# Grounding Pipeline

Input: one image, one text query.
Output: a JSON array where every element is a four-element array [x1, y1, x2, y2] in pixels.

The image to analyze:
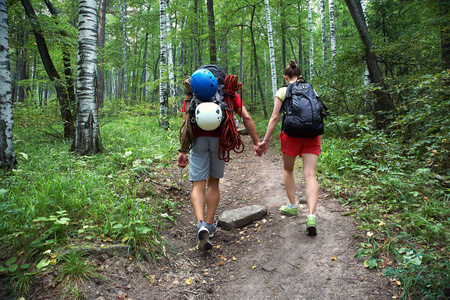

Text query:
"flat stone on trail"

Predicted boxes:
[[218, 205, 267, 230]]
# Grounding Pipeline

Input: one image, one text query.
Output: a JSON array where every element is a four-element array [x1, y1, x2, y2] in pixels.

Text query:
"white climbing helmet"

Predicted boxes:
[[195, 102, 223, 131]]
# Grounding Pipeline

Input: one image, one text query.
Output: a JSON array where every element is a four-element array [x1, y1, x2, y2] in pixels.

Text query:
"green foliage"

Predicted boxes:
[[319, 115, 449, 298], [0, 105, 182, 297]]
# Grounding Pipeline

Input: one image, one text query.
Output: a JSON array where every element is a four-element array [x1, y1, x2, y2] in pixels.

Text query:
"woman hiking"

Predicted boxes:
[[256, 60, 321, 235]]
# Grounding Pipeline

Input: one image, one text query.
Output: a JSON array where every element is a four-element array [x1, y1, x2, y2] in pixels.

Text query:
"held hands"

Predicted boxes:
[[253, 140, 268, 157]]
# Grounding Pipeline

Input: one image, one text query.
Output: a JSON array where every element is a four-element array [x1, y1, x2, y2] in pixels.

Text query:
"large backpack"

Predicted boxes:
[[188, 65, 230, 130], [179, 65, 243, 161], [280, 80, 325, 138]]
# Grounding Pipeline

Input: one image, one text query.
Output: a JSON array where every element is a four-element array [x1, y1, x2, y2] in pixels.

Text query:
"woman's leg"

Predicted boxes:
[[282, 153, 297, 205], [301, 153, 319, 215]]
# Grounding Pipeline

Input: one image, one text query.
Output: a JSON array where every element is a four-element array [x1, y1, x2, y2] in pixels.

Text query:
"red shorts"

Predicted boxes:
[[279, 132, 321, 157]]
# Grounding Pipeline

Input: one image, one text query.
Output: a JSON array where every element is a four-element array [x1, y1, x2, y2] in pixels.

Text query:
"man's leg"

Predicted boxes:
[[191, 180, 207, 223], [205, 177, 220, 224]]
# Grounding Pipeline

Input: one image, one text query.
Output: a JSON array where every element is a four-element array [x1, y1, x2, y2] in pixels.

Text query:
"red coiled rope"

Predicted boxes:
[[218, 74, 245, 162]]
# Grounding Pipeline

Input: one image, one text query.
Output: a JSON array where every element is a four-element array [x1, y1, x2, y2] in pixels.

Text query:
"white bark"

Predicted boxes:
[[0, 0, 16, 169], [329, 0, 337, 60], [159, 0, 169, 129], [166, 10, 175, 101], [264, 0, 277, 97], [308, 0, 314, 80], [320, 0, 327, 64], [74, 0, 101, 154], [361, 0, 370, 87], [119, 0, 127, 99]]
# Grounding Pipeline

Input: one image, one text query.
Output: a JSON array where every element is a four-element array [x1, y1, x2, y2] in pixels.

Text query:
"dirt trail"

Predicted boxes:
[[29, 135, 397, 300]]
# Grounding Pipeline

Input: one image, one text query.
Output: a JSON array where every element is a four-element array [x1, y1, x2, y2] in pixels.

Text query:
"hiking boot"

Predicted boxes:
[[206, 223, 217, 238], [280, 204, 298, 216], [196, 221, 212, 251], [306, 215, 317, 235]]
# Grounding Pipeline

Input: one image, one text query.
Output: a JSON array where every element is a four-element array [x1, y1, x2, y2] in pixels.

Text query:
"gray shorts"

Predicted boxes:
[[189, 137, 226, 181]]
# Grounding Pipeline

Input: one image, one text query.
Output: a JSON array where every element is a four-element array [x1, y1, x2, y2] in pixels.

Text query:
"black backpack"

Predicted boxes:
[[280, 80, 325, 138], [188, 65, 230, 130]]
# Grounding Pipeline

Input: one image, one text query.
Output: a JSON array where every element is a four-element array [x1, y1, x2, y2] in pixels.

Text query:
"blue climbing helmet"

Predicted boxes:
[[190, 69, 218, 100]]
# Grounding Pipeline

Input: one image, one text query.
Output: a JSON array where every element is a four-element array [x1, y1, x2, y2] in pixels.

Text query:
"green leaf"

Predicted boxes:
[[37, 259, 50, 270], [19, 152, 28, 160], [55, 217, 70, 225], [5, 257, 17, 266], [368, 258, 377, 268], [0, 265, 6, 272], [20, 264, 30, 270], [8, 264, 18, 272], [363, 260, 370, 268]]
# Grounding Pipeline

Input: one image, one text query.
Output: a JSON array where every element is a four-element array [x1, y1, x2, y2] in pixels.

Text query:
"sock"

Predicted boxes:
[[307, 214, 316, 218], [288, 204, 297, 209]]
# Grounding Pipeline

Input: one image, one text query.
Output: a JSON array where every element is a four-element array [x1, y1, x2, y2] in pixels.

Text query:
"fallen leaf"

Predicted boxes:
[[396, 281, 402, 286], [232, 256, 237, 261], [252, 265, 257, 269], [185, 278, 193, 285], [218, 261, 224, 266], [331, 256, 337, 261], [367, 231, 374, 237], [216, 245, 221, 249]]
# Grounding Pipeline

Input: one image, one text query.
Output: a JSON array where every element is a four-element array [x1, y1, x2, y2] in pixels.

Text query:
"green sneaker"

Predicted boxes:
[[280, 204, 298, 216], [306, 215, 317, 235]]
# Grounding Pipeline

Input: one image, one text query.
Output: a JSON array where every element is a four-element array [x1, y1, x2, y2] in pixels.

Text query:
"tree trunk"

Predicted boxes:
[[320, 0, 327, 64], [97, 0, 107, 107], [250, 5, 267, 119], [206, 0, 217, 64], [264, 0, 277, 97], [193, 0, 198, 68], [344, 0, 395, 128], [0, 0, 17, 170], [44, 0, 77, 117], [280, 3, 286, 69], [298, 3, 304, 74], [159, 0, 169, 129], [361, 0, 371, 108], [119, 0, 128, 100], [329, 0, 336, 61], [308, 0, 314, 81], [21, 0, 75, 139], [166, 9, 176, 115], [72, 0, 101, 155], [141, 31, 149, 102]]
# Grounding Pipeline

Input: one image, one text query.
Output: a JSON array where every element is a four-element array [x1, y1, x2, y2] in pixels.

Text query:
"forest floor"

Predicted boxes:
[[29, 134, 399, 300]]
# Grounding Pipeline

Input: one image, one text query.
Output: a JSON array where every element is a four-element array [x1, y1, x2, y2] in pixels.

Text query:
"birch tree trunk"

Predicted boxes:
[[344, 0, 394, 129], [119, 0, 127, 100], [308, 0, 314, 80], [320, 0, 327, 64], [166, 10, 176, 115], [72, 0, 101, 155], [250, 4, 267, 118], [329, 0, 336, 61], [361, 0, 370, 89], [0, 0, 16, 169], [159, 0, 169, 129], [264, 0, 277, 97]]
